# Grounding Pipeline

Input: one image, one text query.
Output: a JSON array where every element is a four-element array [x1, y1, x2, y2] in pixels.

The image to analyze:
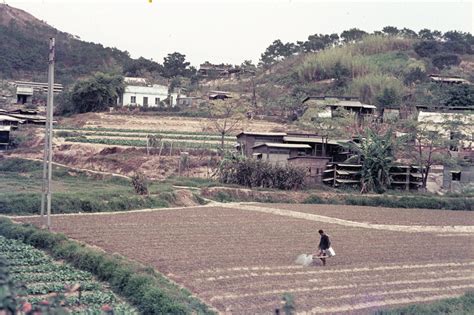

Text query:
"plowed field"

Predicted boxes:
[[16, 203, 474, 314]]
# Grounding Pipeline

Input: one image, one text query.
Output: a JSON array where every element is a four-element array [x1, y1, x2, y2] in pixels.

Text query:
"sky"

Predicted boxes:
[[6, 0, 474, 67]]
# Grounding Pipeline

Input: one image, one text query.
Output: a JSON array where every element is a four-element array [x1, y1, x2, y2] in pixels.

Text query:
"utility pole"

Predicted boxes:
[[41, 38, 55, 229]]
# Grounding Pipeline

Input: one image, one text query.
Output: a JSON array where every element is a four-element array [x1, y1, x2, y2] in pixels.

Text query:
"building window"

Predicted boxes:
[[155, 97, 160, 105], [452, 172, 461, 181], [130, 96, 136, 103], [143, 97, 148, 106]]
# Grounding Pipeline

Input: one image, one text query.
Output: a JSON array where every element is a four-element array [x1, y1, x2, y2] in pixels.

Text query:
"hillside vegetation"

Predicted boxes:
[[245, 33, 474, 116], [0, 4, 166, 85]]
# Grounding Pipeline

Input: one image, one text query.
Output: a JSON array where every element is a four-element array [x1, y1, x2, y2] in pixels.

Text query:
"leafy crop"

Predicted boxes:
[[0, 236, 136, 314]]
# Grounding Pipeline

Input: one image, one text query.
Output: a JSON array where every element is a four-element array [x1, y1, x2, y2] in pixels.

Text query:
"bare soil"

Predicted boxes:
[[16, 203, 474, 314], [61, 113, 289, 134], [6, 140, 217, 180]]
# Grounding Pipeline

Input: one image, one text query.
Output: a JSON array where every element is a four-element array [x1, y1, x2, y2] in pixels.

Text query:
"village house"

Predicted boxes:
[[198, 62, 240, 77], [301, 96, 376, 125], [119, 77, 182, 108], [14, 81, 63, 105], [417, 109, 474, 192], [236, 131, 354, 185]]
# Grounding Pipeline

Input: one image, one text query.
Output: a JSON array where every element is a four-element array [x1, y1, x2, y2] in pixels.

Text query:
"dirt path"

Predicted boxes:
[[5, 156, 132, 180], [224, 203, 474, 234]]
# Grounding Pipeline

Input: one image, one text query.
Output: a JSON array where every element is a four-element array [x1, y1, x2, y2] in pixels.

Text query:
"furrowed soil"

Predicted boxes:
[[15, 203, 474, 314]]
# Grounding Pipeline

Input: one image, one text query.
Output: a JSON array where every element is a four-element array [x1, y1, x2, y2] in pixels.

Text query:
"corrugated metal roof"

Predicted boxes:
[[0, 126, 11, 131], [237, 131, 287, 137], [430, 76, 469, 83], [253, 143, 311, 149], [0, 115, 24, 122], [304, 97, 376, 109], [284, 136, 350, 145]]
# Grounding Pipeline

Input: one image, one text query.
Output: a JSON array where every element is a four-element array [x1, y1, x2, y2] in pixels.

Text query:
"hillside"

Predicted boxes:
[[0, 4, 158, 85], [206, 34, 474, 117]]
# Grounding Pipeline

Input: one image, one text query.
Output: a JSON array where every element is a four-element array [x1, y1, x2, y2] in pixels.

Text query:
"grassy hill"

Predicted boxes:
[[210, 34, 474, 117], [0, 4, 160, 85]]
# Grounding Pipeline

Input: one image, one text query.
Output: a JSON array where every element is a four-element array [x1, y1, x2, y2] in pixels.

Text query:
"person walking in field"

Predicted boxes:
[[316, 229, 335, 266]]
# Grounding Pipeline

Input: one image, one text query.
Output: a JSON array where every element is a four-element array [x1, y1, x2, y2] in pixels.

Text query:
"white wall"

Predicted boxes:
[[121, 85, 179, 107]]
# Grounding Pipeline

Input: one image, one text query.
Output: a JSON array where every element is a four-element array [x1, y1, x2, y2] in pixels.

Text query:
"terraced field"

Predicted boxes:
[[16, 203, 474, 314], [56, 127, 235, 151]]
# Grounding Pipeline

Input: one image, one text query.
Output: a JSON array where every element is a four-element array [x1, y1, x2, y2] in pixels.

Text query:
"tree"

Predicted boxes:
[[414, 41, 440, 57], [382, 26, 399, 36], [70, 73, 124, 113], [162, 52, 193, 78], [441, 84, 474, 108], [403, 67, 427, 85], [376, 87, 401, 119], [299, 33, 339, 52], [418, 29, 442, 40], [340, 28, 367, 42], [349, 129, 395, 193], [205, 98, 247, 157], [240, 60, 257, 74], [400, 115, 471, 189], [124, 57, 163, 78], [399, 28, 418, 38], [259, 40, 297, 67]]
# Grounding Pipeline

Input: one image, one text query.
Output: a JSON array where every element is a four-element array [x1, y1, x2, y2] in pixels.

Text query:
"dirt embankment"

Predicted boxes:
[[16, 143, 218, 180]]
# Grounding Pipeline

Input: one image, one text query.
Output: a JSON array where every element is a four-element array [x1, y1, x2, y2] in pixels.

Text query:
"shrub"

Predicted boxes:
[[432, 53, 461, 69], [217, 158, 306, 190], [414, 40, 440, 57], [131, 173, 149, 195]]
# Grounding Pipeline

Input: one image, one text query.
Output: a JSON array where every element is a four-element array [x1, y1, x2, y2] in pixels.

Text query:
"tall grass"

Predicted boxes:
[[297, 47, 376, 81], [297, 35, 416, 82], [348, 35, 415, 55], [349, 73, 405, 104]]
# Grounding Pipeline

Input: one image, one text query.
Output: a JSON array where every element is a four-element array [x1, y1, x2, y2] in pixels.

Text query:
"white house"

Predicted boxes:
[[121, 84, 180, 107]]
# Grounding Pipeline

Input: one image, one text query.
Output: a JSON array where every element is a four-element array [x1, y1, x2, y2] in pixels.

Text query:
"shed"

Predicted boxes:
[[287, 156, 331, 185], [236, 131, 288, 157], [0, 114, 25, 128], [252, 143, 311, 165], [0, 125, 11, 149]]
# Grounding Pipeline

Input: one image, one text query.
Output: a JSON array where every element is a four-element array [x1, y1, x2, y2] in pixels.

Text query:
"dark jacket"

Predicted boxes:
[[319, 234, 331, 250]]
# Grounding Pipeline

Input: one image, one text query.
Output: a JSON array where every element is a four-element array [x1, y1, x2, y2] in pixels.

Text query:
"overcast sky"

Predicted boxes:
[[6, 0, 474, 66]]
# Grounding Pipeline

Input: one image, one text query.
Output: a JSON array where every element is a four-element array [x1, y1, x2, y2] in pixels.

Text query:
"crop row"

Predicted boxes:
[[0, 236, 136, 313], [56, 130, 235, 141], [65, 136, 235, 150], [57, 125, 236, 137]]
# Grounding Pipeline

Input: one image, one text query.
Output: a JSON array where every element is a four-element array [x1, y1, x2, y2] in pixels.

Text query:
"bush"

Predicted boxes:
[[218, 158, 306, 190], [132, 173, 149, 195], [432, 53, 461, 69], [414, 40, 440, 57], [0, 218, 214, 315]]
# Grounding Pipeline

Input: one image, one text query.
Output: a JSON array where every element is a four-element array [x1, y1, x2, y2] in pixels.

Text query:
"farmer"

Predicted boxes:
[[317, 229, 331, 266]]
